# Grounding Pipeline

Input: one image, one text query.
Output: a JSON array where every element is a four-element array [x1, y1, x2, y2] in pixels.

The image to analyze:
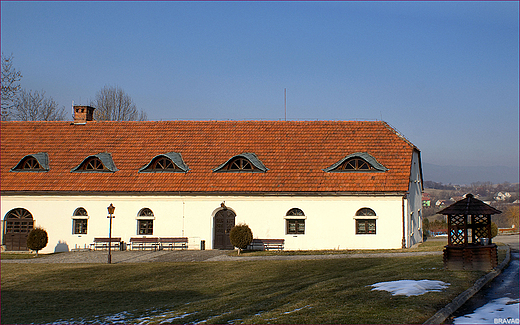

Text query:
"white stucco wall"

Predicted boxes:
[[1, 194, 408, 253]]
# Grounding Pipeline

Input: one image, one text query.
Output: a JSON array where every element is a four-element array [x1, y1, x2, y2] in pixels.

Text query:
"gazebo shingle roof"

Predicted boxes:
[[438, 194, 501, 215]]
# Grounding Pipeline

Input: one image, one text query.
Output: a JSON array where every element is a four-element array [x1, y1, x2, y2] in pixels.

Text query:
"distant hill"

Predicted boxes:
[[422, 163, 519, 185]]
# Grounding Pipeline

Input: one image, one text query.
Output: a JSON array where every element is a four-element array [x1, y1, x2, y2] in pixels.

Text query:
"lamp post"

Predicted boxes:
[[107, 203, 115, 264]]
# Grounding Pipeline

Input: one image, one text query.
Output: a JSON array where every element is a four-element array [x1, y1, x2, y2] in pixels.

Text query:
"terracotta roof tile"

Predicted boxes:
[[1, 120, 418, 194]]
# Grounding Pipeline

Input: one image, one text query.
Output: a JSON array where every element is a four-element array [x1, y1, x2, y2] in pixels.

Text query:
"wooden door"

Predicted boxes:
[[3, 208, 34, 251], [213, 209, 236, 250]]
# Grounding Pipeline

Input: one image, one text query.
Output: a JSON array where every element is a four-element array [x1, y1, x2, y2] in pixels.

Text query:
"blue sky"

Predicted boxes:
[[1, 1, 519, 178]]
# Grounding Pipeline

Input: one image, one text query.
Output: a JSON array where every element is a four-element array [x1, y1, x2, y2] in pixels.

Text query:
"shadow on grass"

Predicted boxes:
[[2, 289, 206, 324]]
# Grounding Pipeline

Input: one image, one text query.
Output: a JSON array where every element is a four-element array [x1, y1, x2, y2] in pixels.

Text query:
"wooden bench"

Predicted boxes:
[[90, 237, 121, 250], [130, 237, 160, 250], [159, 237, 188, 250], [248, 239, 284, 251]]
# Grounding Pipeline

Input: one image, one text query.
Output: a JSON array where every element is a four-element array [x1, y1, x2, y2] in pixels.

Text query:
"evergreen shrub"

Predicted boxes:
[[26, 227, 48, 256], [229, 224, 253, 254]]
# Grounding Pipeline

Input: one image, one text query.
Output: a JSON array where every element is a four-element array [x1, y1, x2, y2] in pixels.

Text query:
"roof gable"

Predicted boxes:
[[1, 120, 419, 194]]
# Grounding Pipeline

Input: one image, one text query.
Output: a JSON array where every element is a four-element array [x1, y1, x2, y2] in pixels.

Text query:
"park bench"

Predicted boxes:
[[130, 237, 160, 250], [90, 237, 121, 250], [159, 237, 188, 250], [248, 239, 285, 251]]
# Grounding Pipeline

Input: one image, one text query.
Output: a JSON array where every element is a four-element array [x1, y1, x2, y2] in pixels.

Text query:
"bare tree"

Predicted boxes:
[[12, 89, 66, 121], [90, 85, 147, 121], [1, 53, 23, 120]]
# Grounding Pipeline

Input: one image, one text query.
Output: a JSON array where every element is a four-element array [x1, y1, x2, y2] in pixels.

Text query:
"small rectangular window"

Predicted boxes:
[[286, 219, 305, 235], [138, 219, 153, 235], [356, 219, 376, 234], [73, 219, 87, 234]]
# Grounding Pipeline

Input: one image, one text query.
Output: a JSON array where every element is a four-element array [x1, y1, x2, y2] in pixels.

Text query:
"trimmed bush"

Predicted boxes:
[[229, 223, 253, 255], [26, 227, 48, 256], [491, 222, 498, 238]]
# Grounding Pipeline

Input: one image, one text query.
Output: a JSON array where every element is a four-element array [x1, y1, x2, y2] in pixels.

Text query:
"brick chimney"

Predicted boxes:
[[73, 106, 95, 124]]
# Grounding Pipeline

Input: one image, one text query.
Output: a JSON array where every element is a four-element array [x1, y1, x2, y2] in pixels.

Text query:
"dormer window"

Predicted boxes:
[[139, 152, 189, 173], [71, 153, 118, 173], [213, 153, 268, 173], [323, 152, 388, 173], [11, 153, 50, 172], [81, 157, 106, 171]]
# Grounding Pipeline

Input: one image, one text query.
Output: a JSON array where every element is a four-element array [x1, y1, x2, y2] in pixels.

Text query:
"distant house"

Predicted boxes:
[[494, 192, 512, 201], [1, 106, 424, 253], [422, 193, 431, 207]]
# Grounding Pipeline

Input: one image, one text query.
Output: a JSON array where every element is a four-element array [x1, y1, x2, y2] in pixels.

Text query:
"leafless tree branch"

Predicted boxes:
[[12, 89, 66, 121], [1, 53, 23, 121], [90, 85, 147, 121]]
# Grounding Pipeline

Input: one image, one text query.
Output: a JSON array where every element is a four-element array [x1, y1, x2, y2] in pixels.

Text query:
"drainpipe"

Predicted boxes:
[[182, 201, 185, 237], [402, 195, 406, 249]]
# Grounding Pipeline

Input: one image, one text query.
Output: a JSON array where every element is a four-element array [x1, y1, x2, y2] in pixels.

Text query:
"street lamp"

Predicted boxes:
[[107, 203, 115, 264]]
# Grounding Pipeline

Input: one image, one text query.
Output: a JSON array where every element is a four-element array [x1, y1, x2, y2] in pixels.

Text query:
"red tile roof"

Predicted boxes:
[[1, 120, 419, 194]]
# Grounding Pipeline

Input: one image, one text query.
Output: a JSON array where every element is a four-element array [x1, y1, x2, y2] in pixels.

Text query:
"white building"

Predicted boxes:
[[1, 106, 423, 253]]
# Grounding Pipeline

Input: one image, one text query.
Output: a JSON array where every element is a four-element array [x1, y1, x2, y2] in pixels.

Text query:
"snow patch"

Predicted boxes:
[[283, 305, 312, 314], [369, 280, 450, 297], [453, 297, 519, 324]]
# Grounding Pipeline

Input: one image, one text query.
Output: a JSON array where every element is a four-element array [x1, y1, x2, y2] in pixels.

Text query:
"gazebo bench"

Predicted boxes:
[[248, 239, 285, 251], [159, 237, 188, 250], [90, 237, 121, 250], [130, 237, 160, 250]]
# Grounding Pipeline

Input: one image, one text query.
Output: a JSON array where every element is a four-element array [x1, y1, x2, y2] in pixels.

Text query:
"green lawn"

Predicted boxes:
[[1, 251, 488, 324]]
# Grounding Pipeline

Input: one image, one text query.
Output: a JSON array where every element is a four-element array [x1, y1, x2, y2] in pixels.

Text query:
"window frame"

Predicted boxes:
[[137, 208, 154, 235], [73, 219, 88, 234], [72, 207, 88, 235], [286, 219, 305, 235], [138, 219, 154, 235], [356, 219, 376, 235]]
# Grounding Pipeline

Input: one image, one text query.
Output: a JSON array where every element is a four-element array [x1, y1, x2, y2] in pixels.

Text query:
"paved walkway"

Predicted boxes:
[[4, 236, 514, 264]]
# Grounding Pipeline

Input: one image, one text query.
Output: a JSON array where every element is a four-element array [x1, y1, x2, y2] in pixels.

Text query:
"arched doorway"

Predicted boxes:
[[213, 208, 236, 250], [3, 208, 34, 251]]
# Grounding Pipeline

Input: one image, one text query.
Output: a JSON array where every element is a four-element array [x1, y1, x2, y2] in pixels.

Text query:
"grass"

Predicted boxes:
[[0, 252, 38, 259], [230, 238, 448, 256], [1, 248, 492, 324]]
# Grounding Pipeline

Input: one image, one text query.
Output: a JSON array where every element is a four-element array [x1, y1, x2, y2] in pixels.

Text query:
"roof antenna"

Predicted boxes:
[[71, 100, 75, 120], [284, 88, 287, 121]]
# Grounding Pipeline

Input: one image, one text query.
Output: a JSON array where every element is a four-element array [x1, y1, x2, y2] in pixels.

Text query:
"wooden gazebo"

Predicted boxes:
[[438, 194, 501, 271]]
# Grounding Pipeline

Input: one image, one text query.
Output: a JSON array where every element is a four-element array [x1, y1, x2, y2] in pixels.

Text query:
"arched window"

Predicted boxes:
[[80, 157, 107, 171], [71, 153, 118, 173], [323, 152, 388, 173], [72, 207, 88, 234], [286, 208, 305, 216], [228, 157, 254, 171], [137, 208, 154, 235], [356, 208, 376, 217], [338, 158, 373, 171], [355, 208, 376, 234], [139, 152, 189, 173], [286, 208, 305, 235], [213, 153, 268, 173]]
